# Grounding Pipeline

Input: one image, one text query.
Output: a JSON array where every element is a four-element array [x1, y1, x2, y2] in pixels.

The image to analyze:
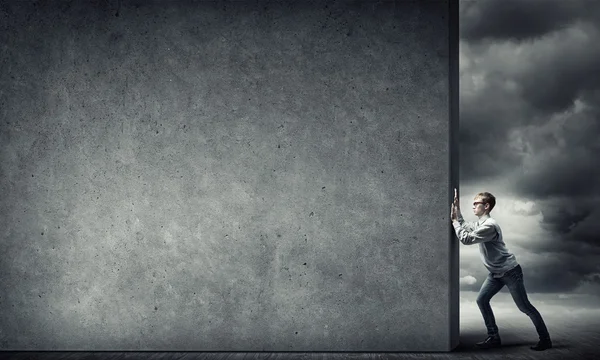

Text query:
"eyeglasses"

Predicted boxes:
[[473, 202, 486, 206]]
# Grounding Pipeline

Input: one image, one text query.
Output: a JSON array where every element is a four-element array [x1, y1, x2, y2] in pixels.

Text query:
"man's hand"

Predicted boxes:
[[452, 187, 461, 220], [453, 188, 460, 209], [451, 204, 457, 221], [451, 188, 461, 221]]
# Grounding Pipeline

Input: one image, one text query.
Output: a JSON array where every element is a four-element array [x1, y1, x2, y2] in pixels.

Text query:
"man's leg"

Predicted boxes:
[[503, 265, 552, 350], [476, 273, 504, 338]]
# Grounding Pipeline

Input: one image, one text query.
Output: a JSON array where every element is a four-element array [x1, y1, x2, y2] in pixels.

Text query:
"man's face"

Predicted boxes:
[[472, 197, 488, 216]]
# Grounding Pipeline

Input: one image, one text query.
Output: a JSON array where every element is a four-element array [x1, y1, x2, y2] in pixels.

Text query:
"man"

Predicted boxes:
[[450, 188, 552, 351]]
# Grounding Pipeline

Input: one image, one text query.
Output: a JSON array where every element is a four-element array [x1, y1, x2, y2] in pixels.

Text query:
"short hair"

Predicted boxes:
[[475, 192, 496, 213]]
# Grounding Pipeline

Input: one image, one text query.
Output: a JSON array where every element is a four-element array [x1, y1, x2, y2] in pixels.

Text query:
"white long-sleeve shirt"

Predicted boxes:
[[453, 213, 518, 275]]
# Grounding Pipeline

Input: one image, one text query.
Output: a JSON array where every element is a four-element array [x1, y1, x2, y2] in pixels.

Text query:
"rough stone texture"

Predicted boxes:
[[0, 0, 457, 351]]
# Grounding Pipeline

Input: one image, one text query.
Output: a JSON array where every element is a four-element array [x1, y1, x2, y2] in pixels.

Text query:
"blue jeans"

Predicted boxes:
[[476, 264, 550, 340]]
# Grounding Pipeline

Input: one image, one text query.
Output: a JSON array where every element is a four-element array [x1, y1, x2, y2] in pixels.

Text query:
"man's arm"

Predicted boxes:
[[456, 212, 478, 231], [452, 220, 497, 245]]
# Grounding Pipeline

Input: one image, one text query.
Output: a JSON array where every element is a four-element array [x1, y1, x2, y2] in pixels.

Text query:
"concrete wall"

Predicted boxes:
[[0, 0, 458, 351]]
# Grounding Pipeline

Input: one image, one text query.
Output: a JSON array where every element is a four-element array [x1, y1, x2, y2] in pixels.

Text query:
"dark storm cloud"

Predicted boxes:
[[458, 85, 531, 181], [511, 119, 600, 200], [460, 0, 595, 42], [510, 100, 600, 248], [528, 202, 600, 251], [513, 242, 600, 295], [460, 2, 600, 183], [539, 205, 592, 235], [460, 0, 600, 297], [518, 32, 600, 114]]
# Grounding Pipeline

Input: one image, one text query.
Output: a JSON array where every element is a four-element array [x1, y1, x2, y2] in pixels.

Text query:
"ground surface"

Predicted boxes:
[[1, 311, 599, 359]]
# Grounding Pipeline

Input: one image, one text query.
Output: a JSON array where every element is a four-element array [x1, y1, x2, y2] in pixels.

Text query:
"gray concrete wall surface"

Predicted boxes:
[[0, 0, 458, 351]]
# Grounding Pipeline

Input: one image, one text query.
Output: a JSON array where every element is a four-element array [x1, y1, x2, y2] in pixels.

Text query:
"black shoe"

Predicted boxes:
[[475, 335, 501, 349], [530, 338, 552, 351]]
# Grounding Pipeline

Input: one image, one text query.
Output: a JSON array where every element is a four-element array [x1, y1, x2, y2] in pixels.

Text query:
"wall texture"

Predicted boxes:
[[0, 0, 458, 351]]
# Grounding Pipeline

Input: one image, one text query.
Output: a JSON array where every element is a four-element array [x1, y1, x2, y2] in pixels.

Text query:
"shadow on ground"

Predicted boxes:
[[457, 328, 571, 353], [458, 328, 531, 352]]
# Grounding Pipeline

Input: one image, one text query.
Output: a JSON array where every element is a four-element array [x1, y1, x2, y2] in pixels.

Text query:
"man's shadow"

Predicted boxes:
[[454, 329, 570, 352]]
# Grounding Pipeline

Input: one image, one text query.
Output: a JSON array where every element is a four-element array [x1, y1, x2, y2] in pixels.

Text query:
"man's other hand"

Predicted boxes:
[[453, 188, 460, 209], [451, 204, 457, 221]]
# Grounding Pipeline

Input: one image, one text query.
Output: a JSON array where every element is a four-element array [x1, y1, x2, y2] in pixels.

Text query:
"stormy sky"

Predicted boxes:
[[457, 0, 600, 312]]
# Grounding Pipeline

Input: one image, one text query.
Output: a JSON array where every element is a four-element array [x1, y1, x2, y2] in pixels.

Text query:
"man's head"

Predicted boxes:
[[473, 192, 496, 216]]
